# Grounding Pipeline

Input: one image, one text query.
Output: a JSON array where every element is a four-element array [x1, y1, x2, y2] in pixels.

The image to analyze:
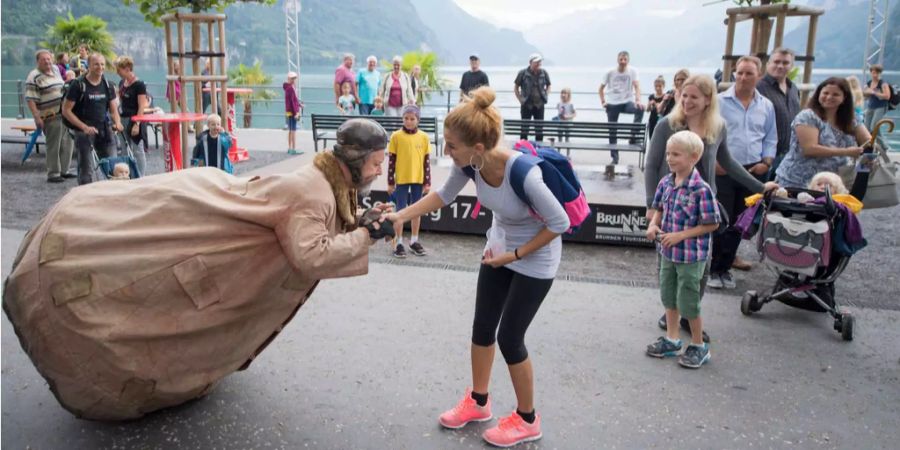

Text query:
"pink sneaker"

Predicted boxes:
[[438, 388, 492, 429], [482, 411, 542, 447]]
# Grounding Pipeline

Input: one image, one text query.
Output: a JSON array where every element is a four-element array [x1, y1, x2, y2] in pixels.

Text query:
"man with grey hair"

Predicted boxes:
[[756, 47, 801, 178], [334, 53, 358, 110], [25, 49, 72, 182], [3, 118, 395, 421], [61, 53, 123, 185], [356, 55, 381, 115]]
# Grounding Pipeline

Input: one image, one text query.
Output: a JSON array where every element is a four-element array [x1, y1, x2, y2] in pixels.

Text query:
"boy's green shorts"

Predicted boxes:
[[659, 259, 706, 319]]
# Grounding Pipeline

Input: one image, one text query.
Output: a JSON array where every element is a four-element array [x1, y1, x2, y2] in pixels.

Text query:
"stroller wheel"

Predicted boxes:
[[840, 314, 854, 341], [741, 291, 759, 316]]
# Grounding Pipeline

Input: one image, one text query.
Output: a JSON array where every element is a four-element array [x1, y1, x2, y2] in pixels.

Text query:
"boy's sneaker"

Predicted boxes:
[[678, 343, 711, 369], [392, 244, 407, 258], [287, 148, 301, 155], [409, 241, 427, 256], [720, 271, 736, 289], [707, 273, 724, 289], [438, 388, 492, 429], [482, 411, 542, 447], [646, 336, 683, 358]]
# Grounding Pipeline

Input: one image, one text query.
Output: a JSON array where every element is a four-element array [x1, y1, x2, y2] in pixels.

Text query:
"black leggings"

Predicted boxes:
[[473, 265, 553, 365]]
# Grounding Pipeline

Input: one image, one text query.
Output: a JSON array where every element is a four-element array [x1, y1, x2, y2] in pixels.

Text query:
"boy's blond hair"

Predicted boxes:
[[207, 114, 222, 125], [808, 171, 848, 194], [667, 130, 705, 158]]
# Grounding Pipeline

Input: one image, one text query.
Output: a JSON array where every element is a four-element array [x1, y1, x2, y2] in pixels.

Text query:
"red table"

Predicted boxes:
[[131, 112, 207, 172], [204, 87, 253, 162]]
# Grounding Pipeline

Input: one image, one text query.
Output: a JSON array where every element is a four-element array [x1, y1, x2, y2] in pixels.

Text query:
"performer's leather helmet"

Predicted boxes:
[[333, 119, 388, 184]]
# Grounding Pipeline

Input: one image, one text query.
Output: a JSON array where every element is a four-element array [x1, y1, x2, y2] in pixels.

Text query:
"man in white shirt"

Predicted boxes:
[[599, 51, 644, 164]]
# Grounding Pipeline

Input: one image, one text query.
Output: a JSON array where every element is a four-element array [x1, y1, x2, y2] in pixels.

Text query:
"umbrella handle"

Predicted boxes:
[[867, 118, 895, 147]]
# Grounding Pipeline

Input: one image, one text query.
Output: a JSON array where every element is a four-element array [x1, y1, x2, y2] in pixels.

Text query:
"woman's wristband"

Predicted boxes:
[[514, 248, 522, 260]]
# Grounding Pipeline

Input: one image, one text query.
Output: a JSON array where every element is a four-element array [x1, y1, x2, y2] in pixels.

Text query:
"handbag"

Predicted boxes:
[[838, 145, 899, 209]]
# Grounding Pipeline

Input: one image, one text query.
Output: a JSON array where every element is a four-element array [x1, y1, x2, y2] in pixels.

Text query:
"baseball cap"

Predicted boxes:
[[529, 53, 542, 64], [286, 71, 298, 80], [469, 53, 480, 61]]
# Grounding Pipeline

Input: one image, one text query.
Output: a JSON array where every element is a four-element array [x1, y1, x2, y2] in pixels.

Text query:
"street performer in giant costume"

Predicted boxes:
[[3, 119, 395, 420]]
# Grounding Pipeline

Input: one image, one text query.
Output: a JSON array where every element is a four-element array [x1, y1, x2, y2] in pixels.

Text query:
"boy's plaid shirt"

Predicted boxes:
[[651, 168, 721, 263]]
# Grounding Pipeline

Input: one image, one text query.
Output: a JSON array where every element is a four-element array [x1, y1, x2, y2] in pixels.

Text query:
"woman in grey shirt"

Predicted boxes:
[[644, 75, 778, 336], [388, 87, 568, 447]]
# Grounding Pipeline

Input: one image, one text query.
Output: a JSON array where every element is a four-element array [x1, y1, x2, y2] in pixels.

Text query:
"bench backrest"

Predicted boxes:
[[312, 114, 438, 135], [502, 119, 647, 145]]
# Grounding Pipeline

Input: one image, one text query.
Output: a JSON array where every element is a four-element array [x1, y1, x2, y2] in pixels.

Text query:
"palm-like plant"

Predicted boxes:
[[228, 61, 276, 128], [40, 13, 116, 63], [383, 51, 447, 103]]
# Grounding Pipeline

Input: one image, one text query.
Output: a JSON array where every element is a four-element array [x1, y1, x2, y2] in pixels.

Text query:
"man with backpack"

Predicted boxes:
[[25, 49, 72, 183], [61, 53, 123, 185]]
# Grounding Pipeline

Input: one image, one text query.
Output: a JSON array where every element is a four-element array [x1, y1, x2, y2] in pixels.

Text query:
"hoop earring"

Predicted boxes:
[[469, 153, 484, 172]]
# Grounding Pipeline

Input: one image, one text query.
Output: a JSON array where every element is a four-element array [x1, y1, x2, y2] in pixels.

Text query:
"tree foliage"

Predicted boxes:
[[40, 13, 117, 62], [227, 61, 276, 127], [122, 0, 275, 27]]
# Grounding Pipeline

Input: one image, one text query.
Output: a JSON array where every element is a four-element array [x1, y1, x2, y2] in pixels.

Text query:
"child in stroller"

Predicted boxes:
[[737, 172, 866, 341]]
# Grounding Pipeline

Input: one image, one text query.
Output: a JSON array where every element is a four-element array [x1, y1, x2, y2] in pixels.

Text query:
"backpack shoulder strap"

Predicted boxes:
[[509, 154, 540, 208]]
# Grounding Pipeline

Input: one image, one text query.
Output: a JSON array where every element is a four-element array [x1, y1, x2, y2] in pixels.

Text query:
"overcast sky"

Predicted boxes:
[[453, 0, 631, 30]]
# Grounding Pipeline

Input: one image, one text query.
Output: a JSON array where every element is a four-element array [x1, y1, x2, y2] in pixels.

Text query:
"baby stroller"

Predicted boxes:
[[738, 187, 862, 341], [91, 131, 142, 180]]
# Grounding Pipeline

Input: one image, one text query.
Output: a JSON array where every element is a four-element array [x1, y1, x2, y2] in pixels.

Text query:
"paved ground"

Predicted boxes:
[[2, 120, 900, 449]]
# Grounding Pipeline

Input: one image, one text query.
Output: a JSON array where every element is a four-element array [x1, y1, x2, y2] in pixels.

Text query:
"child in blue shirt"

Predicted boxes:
[[191, 114, 234, 174], [645, 130, 720, 369]]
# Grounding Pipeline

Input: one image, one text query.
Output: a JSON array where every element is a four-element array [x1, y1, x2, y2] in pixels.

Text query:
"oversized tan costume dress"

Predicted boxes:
[[3, 158, 370, 420]]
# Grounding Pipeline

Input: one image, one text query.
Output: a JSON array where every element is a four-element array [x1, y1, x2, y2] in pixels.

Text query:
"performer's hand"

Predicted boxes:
[[364, 217, 395, 242], [373, 203, 394, 214]]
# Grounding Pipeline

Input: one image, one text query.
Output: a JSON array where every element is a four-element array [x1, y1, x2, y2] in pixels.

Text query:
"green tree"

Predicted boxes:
[[382, 51, 446, 104], [40, 13, 116, 63], [228, 61, 276, 128], [123, 0, 275, 27]]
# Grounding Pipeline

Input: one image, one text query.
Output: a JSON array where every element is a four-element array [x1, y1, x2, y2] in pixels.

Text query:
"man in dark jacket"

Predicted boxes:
[[514, 54, 551, 142]]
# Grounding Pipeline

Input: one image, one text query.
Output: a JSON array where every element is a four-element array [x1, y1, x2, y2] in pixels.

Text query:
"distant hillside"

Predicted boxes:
[[410, 0, 539, 66], [521, 0, 896, 69], [0, 0, 445, 67], [784, 0, 899, 69]]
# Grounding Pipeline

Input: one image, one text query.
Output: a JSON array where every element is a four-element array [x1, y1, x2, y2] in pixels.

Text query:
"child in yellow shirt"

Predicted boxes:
[[388, 105, 431, 257]]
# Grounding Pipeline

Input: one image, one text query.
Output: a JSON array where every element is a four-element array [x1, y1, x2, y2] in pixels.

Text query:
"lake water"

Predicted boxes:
[[3, 64, 898, 130]]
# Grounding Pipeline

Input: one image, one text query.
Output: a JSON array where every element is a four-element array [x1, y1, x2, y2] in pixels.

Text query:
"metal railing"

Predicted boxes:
[[4, 79, 900, 149]]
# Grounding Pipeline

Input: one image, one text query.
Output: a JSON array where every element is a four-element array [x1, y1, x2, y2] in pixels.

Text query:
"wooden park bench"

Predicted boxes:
[[311, 114, 441, 154], [502, 119, 648, 168]]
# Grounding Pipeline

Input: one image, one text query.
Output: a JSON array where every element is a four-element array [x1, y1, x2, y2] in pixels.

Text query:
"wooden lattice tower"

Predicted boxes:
[[161, 12, 229, 165], [721, 3, 825, 104]]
